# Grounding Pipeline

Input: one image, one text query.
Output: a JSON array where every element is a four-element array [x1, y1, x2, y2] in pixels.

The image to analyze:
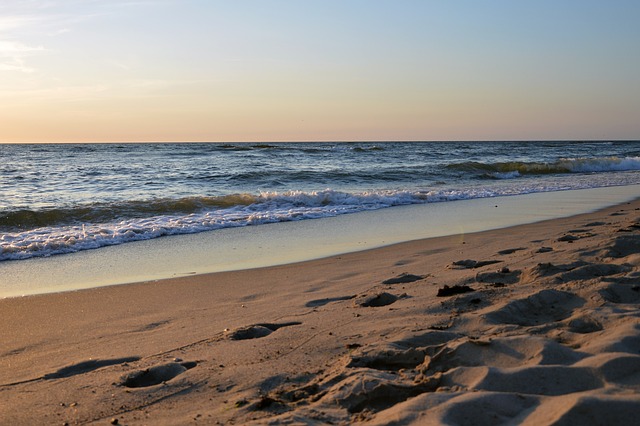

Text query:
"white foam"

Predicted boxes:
[[492, 171, 521, 179], [3, 175, 640, 261]]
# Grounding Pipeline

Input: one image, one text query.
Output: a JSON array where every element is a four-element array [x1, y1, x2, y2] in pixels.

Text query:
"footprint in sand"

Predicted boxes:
[[558, 235, 580, 242], [382, 273, 425, 285], [617, 225, 640, 233], [43, 357, 141, 380], [585, 221, 607, 227], [536, 246, 554, 253], [305, 295, 355, 308], [449, 259, 502, 270], [567, 228, 592, 234], [225, 322, 302, 340], [119, 361, 197, 388], [497, 247, 526, 255], [475, 268, 521, 285], [354, 292, 400, 307]]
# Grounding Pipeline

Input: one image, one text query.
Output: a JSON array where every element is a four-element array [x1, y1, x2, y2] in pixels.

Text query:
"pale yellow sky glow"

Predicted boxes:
[[1, 0, 639, 142]]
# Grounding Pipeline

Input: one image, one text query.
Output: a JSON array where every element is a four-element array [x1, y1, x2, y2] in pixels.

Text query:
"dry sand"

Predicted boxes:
[[2, 199, 640, 425]]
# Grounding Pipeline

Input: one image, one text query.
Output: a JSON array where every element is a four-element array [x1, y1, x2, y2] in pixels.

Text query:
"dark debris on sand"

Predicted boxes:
[[436, 285, 475, 297]]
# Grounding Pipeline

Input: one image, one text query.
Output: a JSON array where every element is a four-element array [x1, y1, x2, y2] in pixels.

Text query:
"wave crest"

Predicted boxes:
[[0, 194, 259, 231], [447, 156, 640, 179]]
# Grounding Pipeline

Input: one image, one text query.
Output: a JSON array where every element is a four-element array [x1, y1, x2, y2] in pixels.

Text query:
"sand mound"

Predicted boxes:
[[523, 394, 640, 426], [370, 391, 539, 426], [565, 314, 603, 333], [519, 261, 585, 283], [347, 344, 428, 371], [119, 361, 197, 388], [598, 281, 640, 304], [603, 234, 640, 258], [225, 322, 302, 340], [559, 263, 629, 281], [261, 316, 640, 424], [579, 322, 640, 355], [354, 292, 399, 307], [574, 352, 640, 384], [316, 369, 438, 414], [426, 336, 586, 370], [442, 365, 602, 395], [485, 289, 584, 326]]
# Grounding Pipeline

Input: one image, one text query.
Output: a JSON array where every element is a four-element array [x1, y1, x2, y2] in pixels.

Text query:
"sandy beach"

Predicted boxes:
[[2, 198, 640, 425]]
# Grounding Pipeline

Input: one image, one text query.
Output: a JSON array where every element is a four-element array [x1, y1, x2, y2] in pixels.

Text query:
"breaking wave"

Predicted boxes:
[[447, 156, 640, 179], [2, 177, 639, 261]]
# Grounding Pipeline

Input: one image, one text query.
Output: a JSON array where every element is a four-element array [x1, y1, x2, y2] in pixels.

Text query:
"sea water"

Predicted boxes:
[[2, 141, 640, 262]]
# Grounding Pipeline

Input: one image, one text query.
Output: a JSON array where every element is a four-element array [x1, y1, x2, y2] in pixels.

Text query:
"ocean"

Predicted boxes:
[[2, 141, 640, 262]]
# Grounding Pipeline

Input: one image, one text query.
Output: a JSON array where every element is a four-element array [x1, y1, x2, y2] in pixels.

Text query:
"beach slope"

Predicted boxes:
[[1, 200, 640, 424]]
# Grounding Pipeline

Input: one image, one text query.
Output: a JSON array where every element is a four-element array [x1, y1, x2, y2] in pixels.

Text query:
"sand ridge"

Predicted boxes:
[[1, 200, 640, 424]]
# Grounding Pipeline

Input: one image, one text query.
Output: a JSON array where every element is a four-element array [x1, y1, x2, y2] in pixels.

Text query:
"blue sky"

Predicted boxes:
[[1, 0, 639, 142]]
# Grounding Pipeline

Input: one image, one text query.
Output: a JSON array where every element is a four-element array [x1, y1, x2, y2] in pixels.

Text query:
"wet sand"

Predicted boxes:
[[2, 185, 639, 298], [1, 198, 640, 424]]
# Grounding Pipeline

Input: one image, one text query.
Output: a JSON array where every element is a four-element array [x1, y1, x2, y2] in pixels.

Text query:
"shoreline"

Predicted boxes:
[[2, 184, 640, 298], [1, 195, 640, 424]]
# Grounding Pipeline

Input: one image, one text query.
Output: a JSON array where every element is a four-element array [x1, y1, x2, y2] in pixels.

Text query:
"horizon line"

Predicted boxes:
[[1, 139, 639, 145]]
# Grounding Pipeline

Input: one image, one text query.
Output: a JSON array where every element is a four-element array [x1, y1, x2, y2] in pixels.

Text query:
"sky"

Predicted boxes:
[[0, 0, 639, 143]]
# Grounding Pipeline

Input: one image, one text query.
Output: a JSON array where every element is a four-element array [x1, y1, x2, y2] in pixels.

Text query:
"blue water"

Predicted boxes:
[[1, 141, 640, 261]]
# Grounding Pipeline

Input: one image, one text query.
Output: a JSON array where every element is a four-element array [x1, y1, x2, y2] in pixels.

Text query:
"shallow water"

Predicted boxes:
[[1, 185, 638, 298]]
